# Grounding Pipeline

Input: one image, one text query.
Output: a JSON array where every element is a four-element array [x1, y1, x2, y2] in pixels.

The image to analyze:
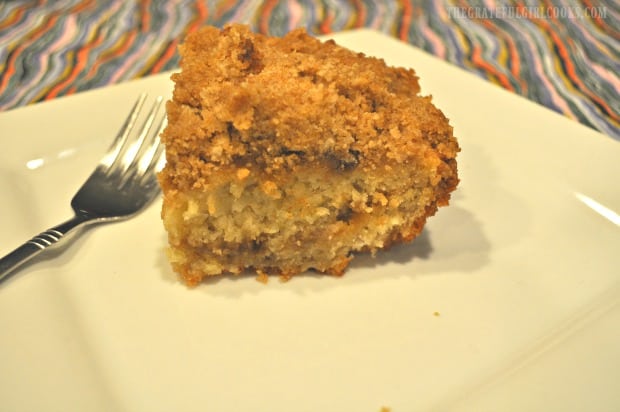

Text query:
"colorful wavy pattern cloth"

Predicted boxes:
[[1, 0, 618, 139]]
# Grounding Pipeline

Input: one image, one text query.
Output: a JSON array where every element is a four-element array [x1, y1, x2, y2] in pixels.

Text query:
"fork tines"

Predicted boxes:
[[101, 94, 167, 189]]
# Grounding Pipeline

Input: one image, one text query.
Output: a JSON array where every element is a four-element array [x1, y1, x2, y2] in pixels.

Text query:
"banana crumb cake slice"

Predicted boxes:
[[158, 24, 459, 286]]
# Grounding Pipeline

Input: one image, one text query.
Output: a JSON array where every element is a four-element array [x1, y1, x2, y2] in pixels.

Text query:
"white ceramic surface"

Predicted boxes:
[[1, 30, 619, 412]]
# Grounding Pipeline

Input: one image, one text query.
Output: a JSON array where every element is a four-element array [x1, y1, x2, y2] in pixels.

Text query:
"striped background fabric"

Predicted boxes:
[[0, 0, 618, 140]]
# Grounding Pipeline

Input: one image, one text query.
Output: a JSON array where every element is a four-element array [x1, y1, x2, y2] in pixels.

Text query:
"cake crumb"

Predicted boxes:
[[255, 271, 269, 284], [279, 273, 293, 283], [236, 168, 250, 180], [260, 180, 281, 199], [433, 311, 441, 317]]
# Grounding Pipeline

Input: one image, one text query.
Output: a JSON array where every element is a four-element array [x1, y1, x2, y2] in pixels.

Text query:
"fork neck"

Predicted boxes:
[[52, 213, 95, 237], [0, 214, 94, 283], [23, 214, 93, 252]]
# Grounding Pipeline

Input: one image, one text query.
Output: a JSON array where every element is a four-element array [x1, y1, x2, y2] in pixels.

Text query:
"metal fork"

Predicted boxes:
[[0, 94, 166, 282]]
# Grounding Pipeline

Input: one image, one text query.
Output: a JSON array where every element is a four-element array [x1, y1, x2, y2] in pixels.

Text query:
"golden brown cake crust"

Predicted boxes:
[[159, 24, 459, 285], [160, 24, 458, 192]]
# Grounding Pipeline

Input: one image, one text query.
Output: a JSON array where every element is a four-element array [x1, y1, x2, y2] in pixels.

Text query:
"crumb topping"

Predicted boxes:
[[160, 24, 459, 191]]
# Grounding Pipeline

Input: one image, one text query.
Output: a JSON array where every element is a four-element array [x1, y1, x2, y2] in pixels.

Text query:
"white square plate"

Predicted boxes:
[[1, 30, 619, 412]]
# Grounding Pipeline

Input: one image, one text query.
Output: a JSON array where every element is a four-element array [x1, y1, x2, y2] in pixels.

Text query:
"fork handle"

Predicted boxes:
[[0, 215, 90, 282]]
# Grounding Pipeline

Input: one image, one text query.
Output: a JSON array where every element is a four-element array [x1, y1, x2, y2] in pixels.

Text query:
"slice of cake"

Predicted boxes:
[[158, 24, 459, 286]]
